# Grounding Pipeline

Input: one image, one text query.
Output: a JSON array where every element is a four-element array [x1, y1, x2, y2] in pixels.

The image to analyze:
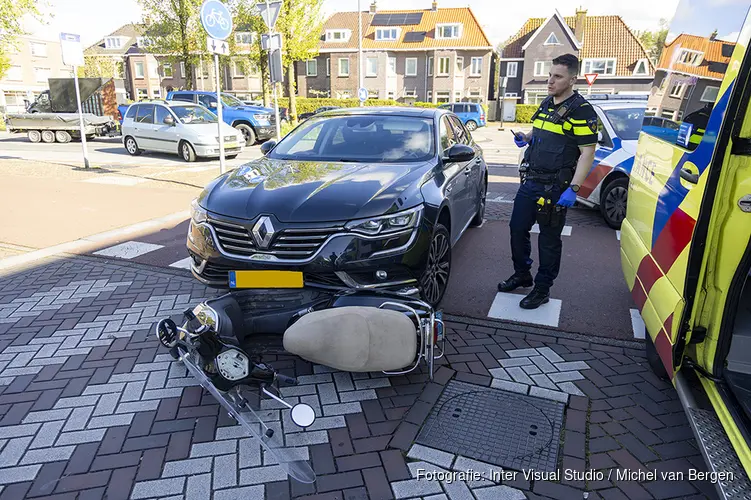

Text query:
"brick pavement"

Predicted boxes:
[[0, 256, 719, 499]]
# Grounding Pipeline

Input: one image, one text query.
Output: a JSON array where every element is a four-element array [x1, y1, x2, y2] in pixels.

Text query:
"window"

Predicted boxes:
[[198, 94, 215, 108], [544, 33, 560, 45], [326, 58, 330, 76], [701, 86, 720, 103], [428, 57, 433, 76], [34, 67, 50, 83], [155, 105, 172, 125], [180, 62, 186, 77], [31, 43, 47, 57], [534, 61, 551, 77], [326, 30, 351, 42], [6, 66, 22, 81], [633, 59, 649, 76], [338, 58, 350, 76], [436, 23, 461, 39], [105, 37, 122, 49], [368, 89, 379, 99], [388, 57, 396, 75], [235, 32, 253, 44], [306, 59, 318, 77], [366, 57, 377, 77], [125, 105, 138, 119], [438, 57, 450, 76], [135, 62, 145, 78], [152, 88, 161, 98], [405, 58, 417, 76], [436, 91, 450, 103], [387, 91, 395, 100], [661, 109, 675, 119], [669, 82, 686, 98], [149, 63, 159, 79], [171, 92, 194, 103], [454, 91, 461, 101], [234, 61, 246, 77], [427, 90, 432, 102], [337, 91, 351, 99], [526, 90, 548, 105], [506, 62, 518, 78], [376, 28, 398, 41], [582, 58, 616, 76], [470, 57, 482, 76], [677, 49, 703, 66], [504, 92, 518, 97], [136, 103, 154, 123], [163, 63, 173, 78], [439, 116, 456, 150], [404, 89, 417, 98]]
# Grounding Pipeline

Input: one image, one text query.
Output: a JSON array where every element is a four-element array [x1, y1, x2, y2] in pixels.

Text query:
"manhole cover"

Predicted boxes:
[[416, 380, 564, 472]]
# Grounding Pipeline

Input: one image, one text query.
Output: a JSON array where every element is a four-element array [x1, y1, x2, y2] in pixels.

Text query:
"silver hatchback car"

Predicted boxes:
[[121, 101, 244, 162]]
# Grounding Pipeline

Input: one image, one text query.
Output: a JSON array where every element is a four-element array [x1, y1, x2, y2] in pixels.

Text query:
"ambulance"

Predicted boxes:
[[620, 0, 751, 496]]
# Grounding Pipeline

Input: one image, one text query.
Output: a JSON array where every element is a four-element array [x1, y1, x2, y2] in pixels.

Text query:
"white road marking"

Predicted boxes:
[[488, 175, 520, 184], [93, 241, 164, 259], [531, 224, 572, 236], [487, 292, 562, 328], [630, 308, 646, 339], [616, 230, 621, 241], [83, 175, 147, 186], [168, 257, 193, 270], [488, 195, 513, 204]]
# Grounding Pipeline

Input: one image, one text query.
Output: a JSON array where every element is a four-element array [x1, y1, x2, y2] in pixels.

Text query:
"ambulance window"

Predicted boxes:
[[640, 0, 750, 151]]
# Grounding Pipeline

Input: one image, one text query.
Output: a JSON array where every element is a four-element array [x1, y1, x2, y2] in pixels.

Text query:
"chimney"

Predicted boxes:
[[431, 1, 438, 11], [370, 1, 377, 13], [574, 8, 587, 43], [710, 28, 718, 40]]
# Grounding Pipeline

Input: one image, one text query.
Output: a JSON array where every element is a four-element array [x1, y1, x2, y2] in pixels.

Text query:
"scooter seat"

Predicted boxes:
[[283, 306, 418, 372]]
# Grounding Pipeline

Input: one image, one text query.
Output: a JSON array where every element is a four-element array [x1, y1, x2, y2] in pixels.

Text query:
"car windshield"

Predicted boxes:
[[171, 106, 217, 124], [603, 107, 645, 141], [268, 115, 435, 163], [221, 93, 244, 107]]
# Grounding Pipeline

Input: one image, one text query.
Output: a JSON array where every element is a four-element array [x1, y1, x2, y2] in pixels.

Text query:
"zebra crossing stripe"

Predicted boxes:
[[169, 257, 193, 270], [531, 224, 572, 236], [630, 309, 646, 339], [93, 241, 164, 259]]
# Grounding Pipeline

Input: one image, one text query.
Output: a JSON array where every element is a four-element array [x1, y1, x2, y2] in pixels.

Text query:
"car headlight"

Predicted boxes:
[[345, 206, 423, 236], [190, 198, 208, 224], [255, 114, 271, 126]]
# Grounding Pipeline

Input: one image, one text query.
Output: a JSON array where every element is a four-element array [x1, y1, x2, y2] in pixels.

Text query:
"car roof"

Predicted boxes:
[[592, 101, 647, 110], [318, 106, 444, 118]]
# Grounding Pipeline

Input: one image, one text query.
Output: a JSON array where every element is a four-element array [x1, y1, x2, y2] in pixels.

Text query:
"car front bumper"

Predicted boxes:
[[254, 126, 275, 140], [194, 143, 244, 157], [186, 213, 433, 293]]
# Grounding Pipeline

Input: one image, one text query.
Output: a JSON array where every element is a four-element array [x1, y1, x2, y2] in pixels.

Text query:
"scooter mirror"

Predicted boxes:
[[156, 318, 178, 348], [290, 403, 316, 428]]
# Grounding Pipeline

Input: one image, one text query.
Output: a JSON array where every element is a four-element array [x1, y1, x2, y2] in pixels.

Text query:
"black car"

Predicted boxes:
[[298, 106, 341, 121], [187, 107, 487, 306]]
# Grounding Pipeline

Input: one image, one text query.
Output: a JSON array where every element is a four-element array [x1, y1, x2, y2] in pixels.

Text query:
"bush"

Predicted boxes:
[[274, 97, 403, 116], [0, 116, 5, 132], [515, 104, 538, 123]]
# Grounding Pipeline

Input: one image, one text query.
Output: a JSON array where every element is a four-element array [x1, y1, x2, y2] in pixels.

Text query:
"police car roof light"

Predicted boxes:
[[586, 94, 649, 101]]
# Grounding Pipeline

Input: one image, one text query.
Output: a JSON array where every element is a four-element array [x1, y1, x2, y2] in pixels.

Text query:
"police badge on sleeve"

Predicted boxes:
[[587, 117, 598, 133]]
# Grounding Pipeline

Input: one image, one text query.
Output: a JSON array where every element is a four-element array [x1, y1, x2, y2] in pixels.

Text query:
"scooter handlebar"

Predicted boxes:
[[275, 374, 298, 386]]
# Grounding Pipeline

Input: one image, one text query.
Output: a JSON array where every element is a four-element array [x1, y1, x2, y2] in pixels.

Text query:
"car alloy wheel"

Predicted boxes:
[[420, 224, 451, 306], [466, 120, 478, 131], [125, 137, 140, 156], [601, 177, 628, 229]]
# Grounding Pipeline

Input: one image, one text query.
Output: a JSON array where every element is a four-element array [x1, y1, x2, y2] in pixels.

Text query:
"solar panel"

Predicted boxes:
[[405, 13, 423, 25], [371, 13, 390, 26], [404, 31, 426, 42], [372, 12, 423, 26]]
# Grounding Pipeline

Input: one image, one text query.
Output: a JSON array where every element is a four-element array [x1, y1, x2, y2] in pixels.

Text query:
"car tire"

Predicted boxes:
[[419, 223, 452, 307], [55, 131, 72, 143], [600, 177, 629, 229], [124, 136, 141, 156], [470, 176, 487, 227], [41, 130, 56, 143], [235, 124, 256, 146], [180, 141, 197, 162], [226, 154, 238, 159], [27, 130, 42, 143], [465, 120, 478, 131], [646, 333, 669, 380]]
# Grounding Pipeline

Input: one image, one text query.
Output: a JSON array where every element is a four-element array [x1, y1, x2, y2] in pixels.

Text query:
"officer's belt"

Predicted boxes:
[[525, 168, 571, 182]]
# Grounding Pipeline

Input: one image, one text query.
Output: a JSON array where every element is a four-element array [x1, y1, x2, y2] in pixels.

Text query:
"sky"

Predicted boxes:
[[666, 0, 751, 44], [24, 0, 681, 48]]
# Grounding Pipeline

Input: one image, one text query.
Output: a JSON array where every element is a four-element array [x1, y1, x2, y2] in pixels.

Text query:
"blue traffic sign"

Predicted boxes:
[[200, 0, 233, 41], [358, 87, 368, 102]]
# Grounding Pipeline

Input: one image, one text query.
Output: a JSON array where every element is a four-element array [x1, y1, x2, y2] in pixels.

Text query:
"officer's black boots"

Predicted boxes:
[[519, 287, 551, 309], [497, 274, 534, 293]]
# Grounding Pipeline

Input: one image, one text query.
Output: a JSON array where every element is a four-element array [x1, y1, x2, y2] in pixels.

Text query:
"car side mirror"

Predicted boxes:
[[260, 140, 277, 155], [444, 144, 475, 163], [163, 115, 175, 126]]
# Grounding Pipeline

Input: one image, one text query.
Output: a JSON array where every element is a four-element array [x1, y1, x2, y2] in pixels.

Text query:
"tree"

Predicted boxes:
[[0, 0, 47, 79], [636, 18, 669, 66], [277, 0, 324, 122], [137, 0, 207, 90]]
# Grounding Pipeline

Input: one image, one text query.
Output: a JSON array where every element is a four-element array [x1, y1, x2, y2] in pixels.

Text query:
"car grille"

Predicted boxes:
[[199, 261, 234, 283], [208, 218, 343, 260]]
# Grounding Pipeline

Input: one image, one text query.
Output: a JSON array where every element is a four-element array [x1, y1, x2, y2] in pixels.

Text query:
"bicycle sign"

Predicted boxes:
[[200, 0, 233, 40]]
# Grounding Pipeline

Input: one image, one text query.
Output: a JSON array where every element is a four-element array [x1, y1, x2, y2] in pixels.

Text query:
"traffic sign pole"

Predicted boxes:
[[214, 54, 225, 174], [60, 33, 89, 169], [259, 0, 283, 138]]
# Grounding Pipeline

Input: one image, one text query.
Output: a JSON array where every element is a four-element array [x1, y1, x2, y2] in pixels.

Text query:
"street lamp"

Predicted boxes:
[[358, 0, 363, 107]]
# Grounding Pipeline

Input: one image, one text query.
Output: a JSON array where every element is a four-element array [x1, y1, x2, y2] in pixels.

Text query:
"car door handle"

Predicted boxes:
[[446, 185, 453, 193], [680, 167, 699, 184], [474, 157, 482, 164], [464, 167, 472, 175]]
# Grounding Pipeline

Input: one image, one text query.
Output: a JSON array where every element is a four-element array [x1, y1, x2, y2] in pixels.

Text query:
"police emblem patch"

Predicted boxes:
[[587, 117, 598, 133]]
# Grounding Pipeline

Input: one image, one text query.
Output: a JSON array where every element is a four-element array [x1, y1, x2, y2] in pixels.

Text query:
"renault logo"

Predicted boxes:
[[252, 216, 275, 249]]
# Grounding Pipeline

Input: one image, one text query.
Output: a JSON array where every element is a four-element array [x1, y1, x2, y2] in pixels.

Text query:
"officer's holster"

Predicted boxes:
[[528, 168, 573, 228]]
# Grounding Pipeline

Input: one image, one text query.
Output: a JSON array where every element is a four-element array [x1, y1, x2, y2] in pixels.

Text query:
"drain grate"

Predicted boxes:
[[416, 380, 565, 472]]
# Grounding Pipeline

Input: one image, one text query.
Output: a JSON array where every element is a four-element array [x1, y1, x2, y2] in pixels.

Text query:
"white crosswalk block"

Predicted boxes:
[[168, 257, 193, 270], [630, 308, 646, 339], [93, 241, 164, 259], [531, 224, 572, 236], [488, 195, 513, 204], [487, 292, 561, 327]]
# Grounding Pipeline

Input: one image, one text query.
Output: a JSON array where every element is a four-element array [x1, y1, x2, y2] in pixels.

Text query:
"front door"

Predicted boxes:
[[133, 104, 156, 150], [153, 105, 180, 153], [620, 0, 751, 377], [448, 114, 480, 226], [438, 115, 468, 244]]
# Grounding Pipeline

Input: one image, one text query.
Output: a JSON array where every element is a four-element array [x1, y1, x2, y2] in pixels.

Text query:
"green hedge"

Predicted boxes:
[[515, 104, 538, 123], [276, 98, 402, 115]]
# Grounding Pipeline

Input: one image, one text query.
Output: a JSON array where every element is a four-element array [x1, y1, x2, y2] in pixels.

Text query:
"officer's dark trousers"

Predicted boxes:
[[509, 180, 566, 290]]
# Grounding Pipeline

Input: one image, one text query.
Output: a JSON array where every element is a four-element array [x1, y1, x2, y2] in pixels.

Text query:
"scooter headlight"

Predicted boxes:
[[215, 348, 250, 381], [192, 303, 219, 331]]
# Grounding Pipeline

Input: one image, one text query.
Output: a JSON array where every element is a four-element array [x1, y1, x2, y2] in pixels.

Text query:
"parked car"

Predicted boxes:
[[165, 91, 275, 146], [298, 106, 341, 121], [438, 103, 486, 131], [186, 107, 488, 306], [243, 100, 290, 123], [121, 101, 244, 162]]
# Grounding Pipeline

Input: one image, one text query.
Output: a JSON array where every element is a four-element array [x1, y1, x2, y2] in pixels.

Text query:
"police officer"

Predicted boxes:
[[498, 54, 598, 309]]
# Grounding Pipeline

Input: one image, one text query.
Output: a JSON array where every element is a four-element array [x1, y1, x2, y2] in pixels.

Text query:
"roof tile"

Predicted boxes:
[[657, 34, 735, 80]]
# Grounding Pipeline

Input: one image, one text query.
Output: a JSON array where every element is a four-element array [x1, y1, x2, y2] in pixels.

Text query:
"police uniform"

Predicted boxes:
[[508, 91, 598, 293]]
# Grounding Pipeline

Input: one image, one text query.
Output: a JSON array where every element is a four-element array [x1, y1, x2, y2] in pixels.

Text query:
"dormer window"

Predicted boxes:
[[436, 23, 462, 39], [633, 58, 649, 76], [677, 48, 703, 66], [105, 37, 123, 49], [326, 29, 351, 42], [375, 28, 399, 41], [544, 32, 560, 45], [136, 37, 155, 48]]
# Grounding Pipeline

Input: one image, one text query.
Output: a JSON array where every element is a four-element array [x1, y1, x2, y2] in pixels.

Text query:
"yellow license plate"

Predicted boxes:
[[228, 270, 304, 289], [226, 142, 238, 148]]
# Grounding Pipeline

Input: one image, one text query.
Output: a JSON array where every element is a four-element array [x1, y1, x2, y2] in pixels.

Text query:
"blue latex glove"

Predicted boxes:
[[513, 133, 527, 148], [557, 187, 577, 207]]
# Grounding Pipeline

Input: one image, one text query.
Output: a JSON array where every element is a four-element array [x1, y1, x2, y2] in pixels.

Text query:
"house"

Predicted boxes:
[[645, 32, 735, 121], [296, 1, 494, 104], [85, 24, 265, 102], [0, 35, 76, 114], [499, 9, 654, 104]]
